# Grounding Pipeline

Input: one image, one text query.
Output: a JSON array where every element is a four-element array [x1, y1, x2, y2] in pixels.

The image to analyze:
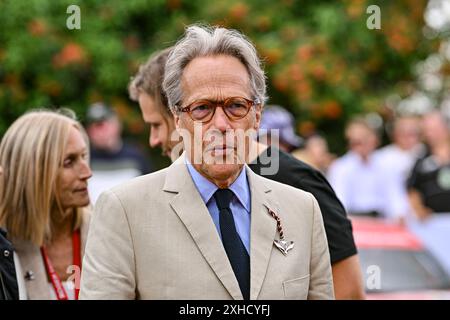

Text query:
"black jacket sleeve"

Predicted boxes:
[[291, 165, 357, 263], [0, 228, 19, 300]]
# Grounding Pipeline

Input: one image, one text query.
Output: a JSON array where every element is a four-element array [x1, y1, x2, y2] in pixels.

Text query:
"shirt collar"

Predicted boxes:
[[185, 158, 250, 211]]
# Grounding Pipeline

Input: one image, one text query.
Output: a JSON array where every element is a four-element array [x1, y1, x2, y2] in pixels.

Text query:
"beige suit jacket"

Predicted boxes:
[[80, 154, 334, 300], [13, 210, 91, 300]]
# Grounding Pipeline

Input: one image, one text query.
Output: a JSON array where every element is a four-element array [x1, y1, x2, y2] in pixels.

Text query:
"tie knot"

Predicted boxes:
[[214, 188, 234, 210]]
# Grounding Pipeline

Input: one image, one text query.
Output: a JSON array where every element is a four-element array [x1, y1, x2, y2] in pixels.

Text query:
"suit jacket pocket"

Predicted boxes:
[[282, 274, 310, 299]]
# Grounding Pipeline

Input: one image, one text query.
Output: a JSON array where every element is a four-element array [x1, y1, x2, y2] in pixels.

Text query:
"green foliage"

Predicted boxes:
[[0, 0, 436, 159]]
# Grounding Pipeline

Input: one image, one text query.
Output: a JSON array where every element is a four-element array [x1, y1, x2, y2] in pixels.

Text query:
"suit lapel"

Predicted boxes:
[[163, 154, 244, 300], [13, 239, 51, 300], [246, 167, 278, 300], [13, 212, 90, 300]]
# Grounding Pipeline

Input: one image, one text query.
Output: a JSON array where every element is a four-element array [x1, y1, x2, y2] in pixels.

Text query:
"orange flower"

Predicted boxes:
[[322, 100, 342, 119], [441, 63, 450, 76], [311, 64, 327, 81], [128, 118, 145, 135], [299, 121, 316, 137], [229, 3, 249, 21], [328, 62, 345, 85], [4, 73, 19, 85], [257, 15, 272, 32], [167, 0, 182, 10], [346, 0, 365, 19], [296, 45, 313, 61], [53, 43, 86, 68], [364, 55, 382, 72], [264, 47, 282, 65], [28, 19, 47, 37], [387, 32, 414, 54], [295, 81, 312, 101], [289, 64, 304, 81], [273, 74, 289, 93]]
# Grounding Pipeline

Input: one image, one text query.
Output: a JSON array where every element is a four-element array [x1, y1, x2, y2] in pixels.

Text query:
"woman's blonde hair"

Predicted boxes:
[[0, 109, 89, 246]]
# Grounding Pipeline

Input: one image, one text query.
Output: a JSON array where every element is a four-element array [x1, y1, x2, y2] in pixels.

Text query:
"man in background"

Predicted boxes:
[[257, 105, 303, 153], [376, 115, 425, 222], [127, 48, 179, 162], [328, 117, 387, 218], [292, 134, 334, 174], [85, 102, 153, 203], [408, 110, 450, 218]]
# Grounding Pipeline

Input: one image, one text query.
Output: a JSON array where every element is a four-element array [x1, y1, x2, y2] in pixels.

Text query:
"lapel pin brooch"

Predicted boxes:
[[268, 209, 294, 256]]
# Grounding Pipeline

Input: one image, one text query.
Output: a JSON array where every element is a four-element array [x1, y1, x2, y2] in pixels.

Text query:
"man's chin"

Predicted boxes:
[[202, 162, 243, 179]]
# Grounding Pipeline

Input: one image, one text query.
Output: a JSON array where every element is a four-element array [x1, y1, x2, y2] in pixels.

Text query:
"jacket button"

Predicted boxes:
[[3, 249, 10, 257]]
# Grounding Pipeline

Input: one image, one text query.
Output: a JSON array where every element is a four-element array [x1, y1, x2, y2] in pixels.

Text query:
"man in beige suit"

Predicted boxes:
[[80, 24, 334, 300]]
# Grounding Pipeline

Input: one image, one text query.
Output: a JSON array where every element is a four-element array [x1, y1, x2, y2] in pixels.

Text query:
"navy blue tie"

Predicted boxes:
[[214, 188, 250, 300]]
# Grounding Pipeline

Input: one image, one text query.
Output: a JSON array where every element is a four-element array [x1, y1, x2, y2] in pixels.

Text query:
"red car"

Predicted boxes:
[[352, 217, 450, 300]]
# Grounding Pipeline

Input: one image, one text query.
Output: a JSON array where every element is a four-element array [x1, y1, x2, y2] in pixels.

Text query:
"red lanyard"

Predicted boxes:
[[41, 229, 82, 300]]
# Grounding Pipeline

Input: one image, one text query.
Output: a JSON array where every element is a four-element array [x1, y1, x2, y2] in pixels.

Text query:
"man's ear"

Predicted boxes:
[[172, 109, 181, 129], [254, 104, 263, 130]]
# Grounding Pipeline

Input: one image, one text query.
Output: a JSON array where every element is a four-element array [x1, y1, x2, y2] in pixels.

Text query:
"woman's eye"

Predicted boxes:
[[63, 159, 73, 167]]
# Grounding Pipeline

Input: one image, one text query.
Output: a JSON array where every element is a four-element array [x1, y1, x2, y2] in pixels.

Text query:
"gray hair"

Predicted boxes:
[[163, 24, 267, 112]]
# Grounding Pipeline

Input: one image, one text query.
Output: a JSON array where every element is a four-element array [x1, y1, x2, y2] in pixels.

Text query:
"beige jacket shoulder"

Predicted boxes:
[[13, 209, 91, 300], [80, 155, 334, 300]]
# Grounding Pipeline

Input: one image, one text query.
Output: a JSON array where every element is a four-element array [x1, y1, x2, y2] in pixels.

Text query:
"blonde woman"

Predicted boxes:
[[0, 109, 92, 300]]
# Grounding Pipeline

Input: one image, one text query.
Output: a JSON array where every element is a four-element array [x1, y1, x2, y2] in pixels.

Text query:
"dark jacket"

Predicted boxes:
[[0, 228, 19, 300]]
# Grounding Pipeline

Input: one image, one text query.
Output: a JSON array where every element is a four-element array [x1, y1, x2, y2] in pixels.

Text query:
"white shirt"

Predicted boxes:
[[376, 144, 423, 182], [375, 144, 424, 218], [48, 281, 76, 300], [327, 152, 387, 216]]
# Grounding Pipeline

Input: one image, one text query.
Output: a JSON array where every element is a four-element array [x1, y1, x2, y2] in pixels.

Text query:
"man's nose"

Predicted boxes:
[[149, 129, 161, 148], [211, 107, 231, 132]]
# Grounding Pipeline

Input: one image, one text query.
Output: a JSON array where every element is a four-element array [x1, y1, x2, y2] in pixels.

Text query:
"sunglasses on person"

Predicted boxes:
[[178, 96, 261, 123]]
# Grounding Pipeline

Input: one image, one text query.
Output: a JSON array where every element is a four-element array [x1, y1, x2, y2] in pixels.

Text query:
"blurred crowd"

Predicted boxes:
[[260, 105, 450, 223]]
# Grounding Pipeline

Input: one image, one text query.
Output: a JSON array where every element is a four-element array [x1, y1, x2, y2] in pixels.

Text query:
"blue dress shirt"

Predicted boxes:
[[185, 160, 251, 253]]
